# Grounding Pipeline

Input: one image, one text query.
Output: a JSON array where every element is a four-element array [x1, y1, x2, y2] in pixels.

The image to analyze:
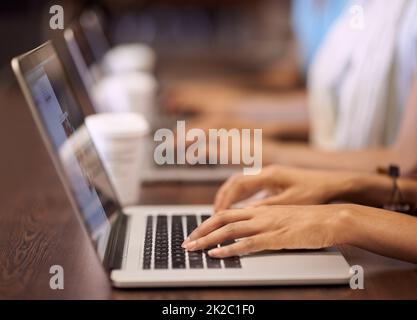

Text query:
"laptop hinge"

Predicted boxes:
[[103, 213, 128, 272]]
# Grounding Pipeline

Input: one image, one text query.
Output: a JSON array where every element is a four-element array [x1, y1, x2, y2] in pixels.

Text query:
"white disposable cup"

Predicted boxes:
[[102, 44, 156, 74], [86, 113, 150, 206], [92, 72, 158, 125]]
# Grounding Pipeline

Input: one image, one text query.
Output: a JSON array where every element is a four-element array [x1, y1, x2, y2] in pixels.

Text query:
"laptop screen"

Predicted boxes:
[[19, 45, 121, 259], [64, 27, 98, 110], [80, 10, 111, 63]]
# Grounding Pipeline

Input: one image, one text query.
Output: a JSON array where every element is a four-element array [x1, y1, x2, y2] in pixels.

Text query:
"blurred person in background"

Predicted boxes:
[[171, 0, 417, 175], [259, 0, 417, 173], [166, 0, 349, 140]]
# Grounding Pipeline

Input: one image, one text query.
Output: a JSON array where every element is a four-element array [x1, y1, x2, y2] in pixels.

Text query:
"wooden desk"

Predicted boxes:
[[1, 85, 417, 300]]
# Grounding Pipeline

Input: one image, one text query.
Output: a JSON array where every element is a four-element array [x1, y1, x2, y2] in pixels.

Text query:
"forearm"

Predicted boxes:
[[332, 172, 417, 207], [247, 120, 309, 140], [208, 117, 309, 140], [219, 89, 308, 116], [335, 205, 417, 264], [269, 143, 405, 173]]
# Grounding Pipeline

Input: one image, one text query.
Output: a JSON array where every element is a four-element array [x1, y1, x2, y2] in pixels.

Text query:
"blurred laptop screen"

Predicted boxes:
[[22, 50, 120, 258]]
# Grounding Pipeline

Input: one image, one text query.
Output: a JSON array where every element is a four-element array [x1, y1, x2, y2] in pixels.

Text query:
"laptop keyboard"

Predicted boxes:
[[142, 214, 241, 270]]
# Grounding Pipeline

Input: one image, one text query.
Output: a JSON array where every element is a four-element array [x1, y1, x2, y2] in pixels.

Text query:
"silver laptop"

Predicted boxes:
[[12, 42, 351, 288], [63, 22, 239, 183]]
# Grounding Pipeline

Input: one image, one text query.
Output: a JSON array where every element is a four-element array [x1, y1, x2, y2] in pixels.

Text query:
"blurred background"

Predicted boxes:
[[0, 0, 292, 86]]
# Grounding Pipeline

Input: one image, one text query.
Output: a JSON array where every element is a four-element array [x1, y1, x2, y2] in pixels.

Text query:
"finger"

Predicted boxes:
[[214, 175, 242, 212], [183, 209, 253, 244], [249, 190, 294, 207], [216, 166, 281, 212], [207, 233, 272, 258], [185, 220, 259, 251], [214, 174, 267, 212], [251, 188, 324, 207]]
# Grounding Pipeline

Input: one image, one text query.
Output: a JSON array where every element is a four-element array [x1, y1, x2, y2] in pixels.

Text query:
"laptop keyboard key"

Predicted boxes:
[[171, 216, 186, 269], [201, 214, 211, 222], [204, 244, 222, 269], [201, 215, 223, 268], [154, 215, 168, 269], [142, 216, 153, 269], [186, 215, 197, 235], [221, 240, 242, 268], [188, 251, 204, 269], [223, 257, 241, 268], [185, 216, 204, 268], [205, 252, 222, 268]]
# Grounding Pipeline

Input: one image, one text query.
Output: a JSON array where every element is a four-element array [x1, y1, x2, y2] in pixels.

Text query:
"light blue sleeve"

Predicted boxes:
[[291, 0, 349, 73]]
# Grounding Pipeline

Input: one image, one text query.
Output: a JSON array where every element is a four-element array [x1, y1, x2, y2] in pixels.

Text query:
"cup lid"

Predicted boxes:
[[97, 72, 157, 93], [86, 113, 150, 139], [103, 44, 156, 73]]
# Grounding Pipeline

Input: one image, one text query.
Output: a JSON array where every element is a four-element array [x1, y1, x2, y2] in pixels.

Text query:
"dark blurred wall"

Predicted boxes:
[[0, 0, 85, 85], [0, 0, 290, 83], [0, 1, 43, 72], [108, 0, 291, 68]]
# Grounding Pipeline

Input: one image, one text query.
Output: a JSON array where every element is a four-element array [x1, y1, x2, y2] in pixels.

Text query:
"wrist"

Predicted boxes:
[[325, 172, 362, 203], [331, 204, 360, 246], [331, 172, 392, 206], [397, 179, 417, 207]]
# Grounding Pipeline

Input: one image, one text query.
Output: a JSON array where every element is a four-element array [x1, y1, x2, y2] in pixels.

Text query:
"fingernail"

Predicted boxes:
[[185, 240, 198, 251], [208, 248, 220, 257], [181, 237, 191, 248]]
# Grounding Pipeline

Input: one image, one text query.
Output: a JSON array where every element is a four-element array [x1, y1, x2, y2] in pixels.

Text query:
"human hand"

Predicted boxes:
[[164, 82, 245, 115], [182, 205, 345, 258], [172, 116, 266, 167], [214, 165, 353, 212]]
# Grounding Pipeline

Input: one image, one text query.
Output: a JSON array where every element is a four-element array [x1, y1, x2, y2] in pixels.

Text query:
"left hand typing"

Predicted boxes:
[[182, 205, 346, 258]]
